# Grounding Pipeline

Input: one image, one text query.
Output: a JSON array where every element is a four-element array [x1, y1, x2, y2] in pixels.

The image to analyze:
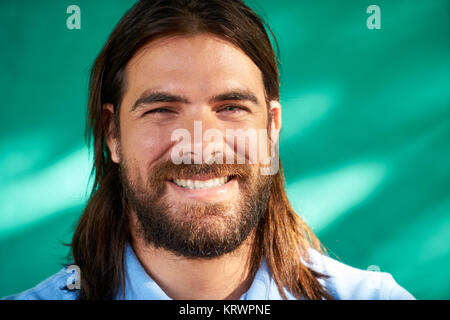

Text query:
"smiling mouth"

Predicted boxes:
[[170, 176, 234, 190]]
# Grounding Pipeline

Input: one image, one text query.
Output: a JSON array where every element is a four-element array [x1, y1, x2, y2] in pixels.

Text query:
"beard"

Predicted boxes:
[[119, 158, 272, 258]]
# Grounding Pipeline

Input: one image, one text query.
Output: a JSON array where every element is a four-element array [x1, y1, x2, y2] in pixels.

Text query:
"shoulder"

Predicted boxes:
[[2, 266, 80, 300], [306, 249, 415, 300]]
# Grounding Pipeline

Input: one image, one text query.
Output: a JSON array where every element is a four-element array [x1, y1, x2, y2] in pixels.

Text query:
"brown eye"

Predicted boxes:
[[219, 105, 248, 113], [145, 108, 174, 115]]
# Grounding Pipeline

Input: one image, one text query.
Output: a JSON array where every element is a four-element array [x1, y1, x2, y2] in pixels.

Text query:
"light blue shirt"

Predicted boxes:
[[3, 243, 415, 300]]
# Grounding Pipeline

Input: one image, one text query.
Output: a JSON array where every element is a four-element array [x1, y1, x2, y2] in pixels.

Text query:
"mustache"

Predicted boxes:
[[149, 161, 255, 182]]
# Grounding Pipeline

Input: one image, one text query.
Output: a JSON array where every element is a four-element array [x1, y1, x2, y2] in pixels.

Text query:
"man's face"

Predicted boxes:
[[105, 34, 280, 257]]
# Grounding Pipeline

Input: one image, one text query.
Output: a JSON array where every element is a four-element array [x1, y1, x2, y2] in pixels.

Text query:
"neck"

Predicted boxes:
[[130, 218, 255, 300]]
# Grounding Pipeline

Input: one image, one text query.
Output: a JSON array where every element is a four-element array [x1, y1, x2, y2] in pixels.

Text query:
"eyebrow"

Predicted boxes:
[[208, 89, 259, 105], [130, 88, 260, 113], [131, 91, 190, 112]]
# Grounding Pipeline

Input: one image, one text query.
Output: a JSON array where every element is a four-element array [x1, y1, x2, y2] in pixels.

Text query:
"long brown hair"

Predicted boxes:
[[71, 0, 333, 300]]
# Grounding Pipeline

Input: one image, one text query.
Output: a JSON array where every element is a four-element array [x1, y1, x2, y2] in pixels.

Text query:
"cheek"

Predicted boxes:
[[120, 125, 174, 173], [224, 117, 269, 165]]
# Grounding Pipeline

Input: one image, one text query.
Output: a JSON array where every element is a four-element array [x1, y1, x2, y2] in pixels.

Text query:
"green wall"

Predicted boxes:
[[1, 0, 449, 299]]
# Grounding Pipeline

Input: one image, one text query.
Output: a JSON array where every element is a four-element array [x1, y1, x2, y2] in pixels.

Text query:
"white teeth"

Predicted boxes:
[[173, 176, 230, 189]]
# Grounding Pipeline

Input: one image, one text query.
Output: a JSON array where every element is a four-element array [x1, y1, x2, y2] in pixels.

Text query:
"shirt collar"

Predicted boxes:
[[117, 242, 292, 300]]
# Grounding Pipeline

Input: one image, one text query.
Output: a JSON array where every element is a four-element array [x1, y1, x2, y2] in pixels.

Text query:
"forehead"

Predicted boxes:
[[122, 33, 265, 106]]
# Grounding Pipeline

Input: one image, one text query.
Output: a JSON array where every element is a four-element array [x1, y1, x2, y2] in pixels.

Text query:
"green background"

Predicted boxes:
[[1, 0, 449, 299]]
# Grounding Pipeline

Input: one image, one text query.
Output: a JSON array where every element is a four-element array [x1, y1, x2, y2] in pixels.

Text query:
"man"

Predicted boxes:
[[5, 0, 414, 300]]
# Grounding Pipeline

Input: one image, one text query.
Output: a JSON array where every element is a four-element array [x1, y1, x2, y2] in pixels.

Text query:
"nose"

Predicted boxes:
[[171, 108, 227, 165]]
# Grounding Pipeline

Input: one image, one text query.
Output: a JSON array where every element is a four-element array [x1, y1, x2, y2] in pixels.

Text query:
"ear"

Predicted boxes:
[[102, 103, 120, 164], [269, 100, 282, 138]]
